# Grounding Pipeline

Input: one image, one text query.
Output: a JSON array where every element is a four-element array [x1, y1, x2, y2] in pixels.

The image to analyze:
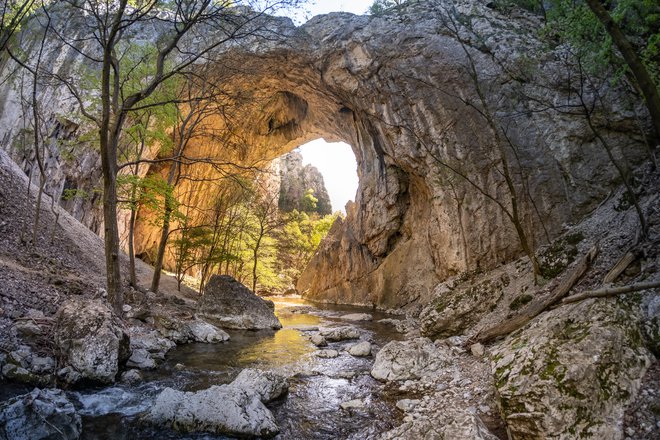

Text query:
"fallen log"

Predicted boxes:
[[602, 249, 639, 283], [561, 280, 660, 304], [472, 245, 599, 344]]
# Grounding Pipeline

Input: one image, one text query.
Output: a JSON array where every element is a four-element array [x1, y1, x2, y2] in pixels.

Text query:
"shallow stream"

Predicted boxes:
[[72, 297, 403, 439]]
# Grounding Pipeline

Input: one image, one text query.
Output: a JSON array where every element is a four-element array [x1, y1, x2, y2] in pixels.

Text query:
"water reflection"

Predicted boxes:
[[73, 295, 400, 439]]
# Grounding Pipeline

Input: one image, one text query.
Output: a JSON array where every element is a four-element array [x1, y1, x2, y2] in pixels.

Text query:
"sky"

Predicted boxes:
[[288, 0, 375, 24], [284, 1, 369, 212], [297, 139, 359, 213]]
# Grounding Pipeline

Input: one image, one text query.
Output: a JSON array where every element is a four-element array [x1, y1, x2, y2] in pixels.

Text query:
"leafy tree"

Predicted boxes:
[[368, 0, 404, 15], [40, 0, 305, 313]]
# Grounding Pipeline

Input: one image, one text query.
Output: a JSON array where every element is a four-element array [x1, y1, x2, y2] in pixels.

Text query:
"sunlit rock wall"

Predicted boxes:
[[0, 0, 650, 308]]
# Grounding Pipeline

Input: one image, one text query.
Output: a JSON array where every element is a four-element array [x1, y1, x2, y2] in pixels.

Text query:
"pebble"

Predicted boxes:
[[340, 399, 365, 410]]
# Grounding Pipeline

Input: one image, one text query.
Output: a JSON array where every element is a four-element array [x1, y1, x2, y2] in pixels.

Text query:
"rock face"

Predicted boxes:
[[54, 298, 130, 384], [0, 1, 649, 311], [197, 275, 282, 330], [0, 389, 82, 440], [278, 151, 332, 215], [491, 300, 653, 439]]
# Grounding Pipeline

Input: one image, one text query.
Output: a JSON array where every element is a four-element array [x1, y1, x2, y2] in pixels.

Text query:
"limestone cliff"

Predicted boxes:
[[0, 0, 651, 310], [278, 151, 332, 215]]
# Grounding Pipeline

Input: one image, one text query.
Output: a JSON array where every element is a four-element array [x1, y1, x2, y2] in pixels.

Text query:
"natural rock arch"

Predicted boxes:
[[0, 2, 647, 309]]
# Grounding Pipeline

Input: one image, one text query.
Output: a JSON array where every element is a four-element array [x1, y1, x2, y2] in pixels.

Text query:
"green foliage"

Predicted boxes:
[[368, 0, 405, 15], [301, 188, 318, 212], [541, 0, 660, 85]]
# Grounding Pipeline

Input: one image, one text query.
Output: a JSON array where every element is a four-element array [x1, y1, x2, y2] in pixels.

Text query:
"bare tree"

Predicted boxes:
[[39, 0, 303, 313]]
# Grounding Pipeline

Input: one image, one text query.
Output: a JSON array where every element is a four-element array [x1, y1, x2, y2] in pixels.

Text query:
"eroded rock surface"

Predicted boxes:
[[371, 338, 450, 382], [54, 299, 130, 384], [147, 368, 288, 437], [491, 300, 653, 439], [197, 276, 281, 330], [0, 389, 81, 440]]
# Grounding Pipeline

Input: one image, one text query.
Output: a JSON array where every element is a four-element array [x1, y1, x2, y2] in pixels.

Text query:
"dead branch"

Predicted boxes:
[[472, 245, 599, 344], [561, 280, 660, 304], [602, 249, 639, 283]]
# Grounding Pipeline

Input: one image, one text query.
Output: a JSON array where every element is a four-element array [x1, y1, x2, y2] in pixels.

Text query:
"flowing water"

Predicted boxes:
[[71, 297, 403, 439]]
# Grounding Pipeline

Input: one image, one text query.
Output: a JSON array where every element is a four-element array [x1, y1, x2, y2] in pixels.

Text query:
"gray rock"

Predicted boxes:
[[371, 338, 451, 382], [54, 298, 130, 384], [197, 276, 281, 330], [14, 321, 42, 341], [0, 388, 81, 440], [57, 366, 82, 385], [129, 329, 175, 359], [396, 399, 420, 412], [120, 369, 143, 384], [470, 343, 485, 357], [231, 368, 289, 403], [154, 316, 230, 344], [146, 385, 279, 437], [310, 334, 327, 347], [348, 341, 372, 357], [315, 349, 339, 358], [491, 300, 653, 439], [340, 313, 373, 322], [126, 348, 156, 370], [30, 356, 56, 374], [319, 326, 360, 342], [379, 409, 499, 440], [340, 399, 365, 410], [187, 320, 230, 343]]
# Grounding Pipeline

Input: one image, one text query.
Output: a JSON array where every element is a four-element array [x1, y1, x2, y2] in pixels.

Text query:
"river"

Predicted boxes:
[[71, 297, 403, 439]]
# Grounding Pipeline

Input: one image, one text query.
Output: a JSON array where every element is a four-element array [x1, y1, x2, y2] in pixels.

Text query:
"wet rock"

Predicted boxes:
[[491, 300, 653, 439], [147, 385, 279, 438], [57, 366, 82, 385], [340, 313, 372, 322], [188, 320, 230, 343], [120, 369, 143, 385], [348, 341, 372, 357], [0, 388, 81, 440], [129, 328, 175, 359], [231, 368, 289, 403], [316, 349, 339, 359], [371, 338, 451, 382], [320, 326, 360, 342], [289, 324, 319, 331], [126, 348, 156, 370], [197, 275, 281, 330], [340, 399, 365, 410], [154, 315, 230, 344], [30, 356, 56, 374], [310, 334, 327, 347], [377, 318, 410, 333], [54, 298, 130, 384], [2, 364, 50, 386]]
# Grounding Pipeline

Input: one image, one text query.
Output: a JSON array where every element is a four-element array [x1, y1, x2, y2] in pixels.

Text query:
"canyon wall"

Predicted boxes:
[[0, 0, 651, 308]]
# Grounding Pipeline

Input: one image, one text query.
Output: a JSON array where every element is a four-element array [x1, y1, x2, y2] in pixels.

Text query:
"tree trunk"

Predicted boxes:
[[101, 153, 123, 315], [584, 0, 660, 139], [128, 203, 137, 288], [252, 232, 263, 293], [151, 201, 171, 294]]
